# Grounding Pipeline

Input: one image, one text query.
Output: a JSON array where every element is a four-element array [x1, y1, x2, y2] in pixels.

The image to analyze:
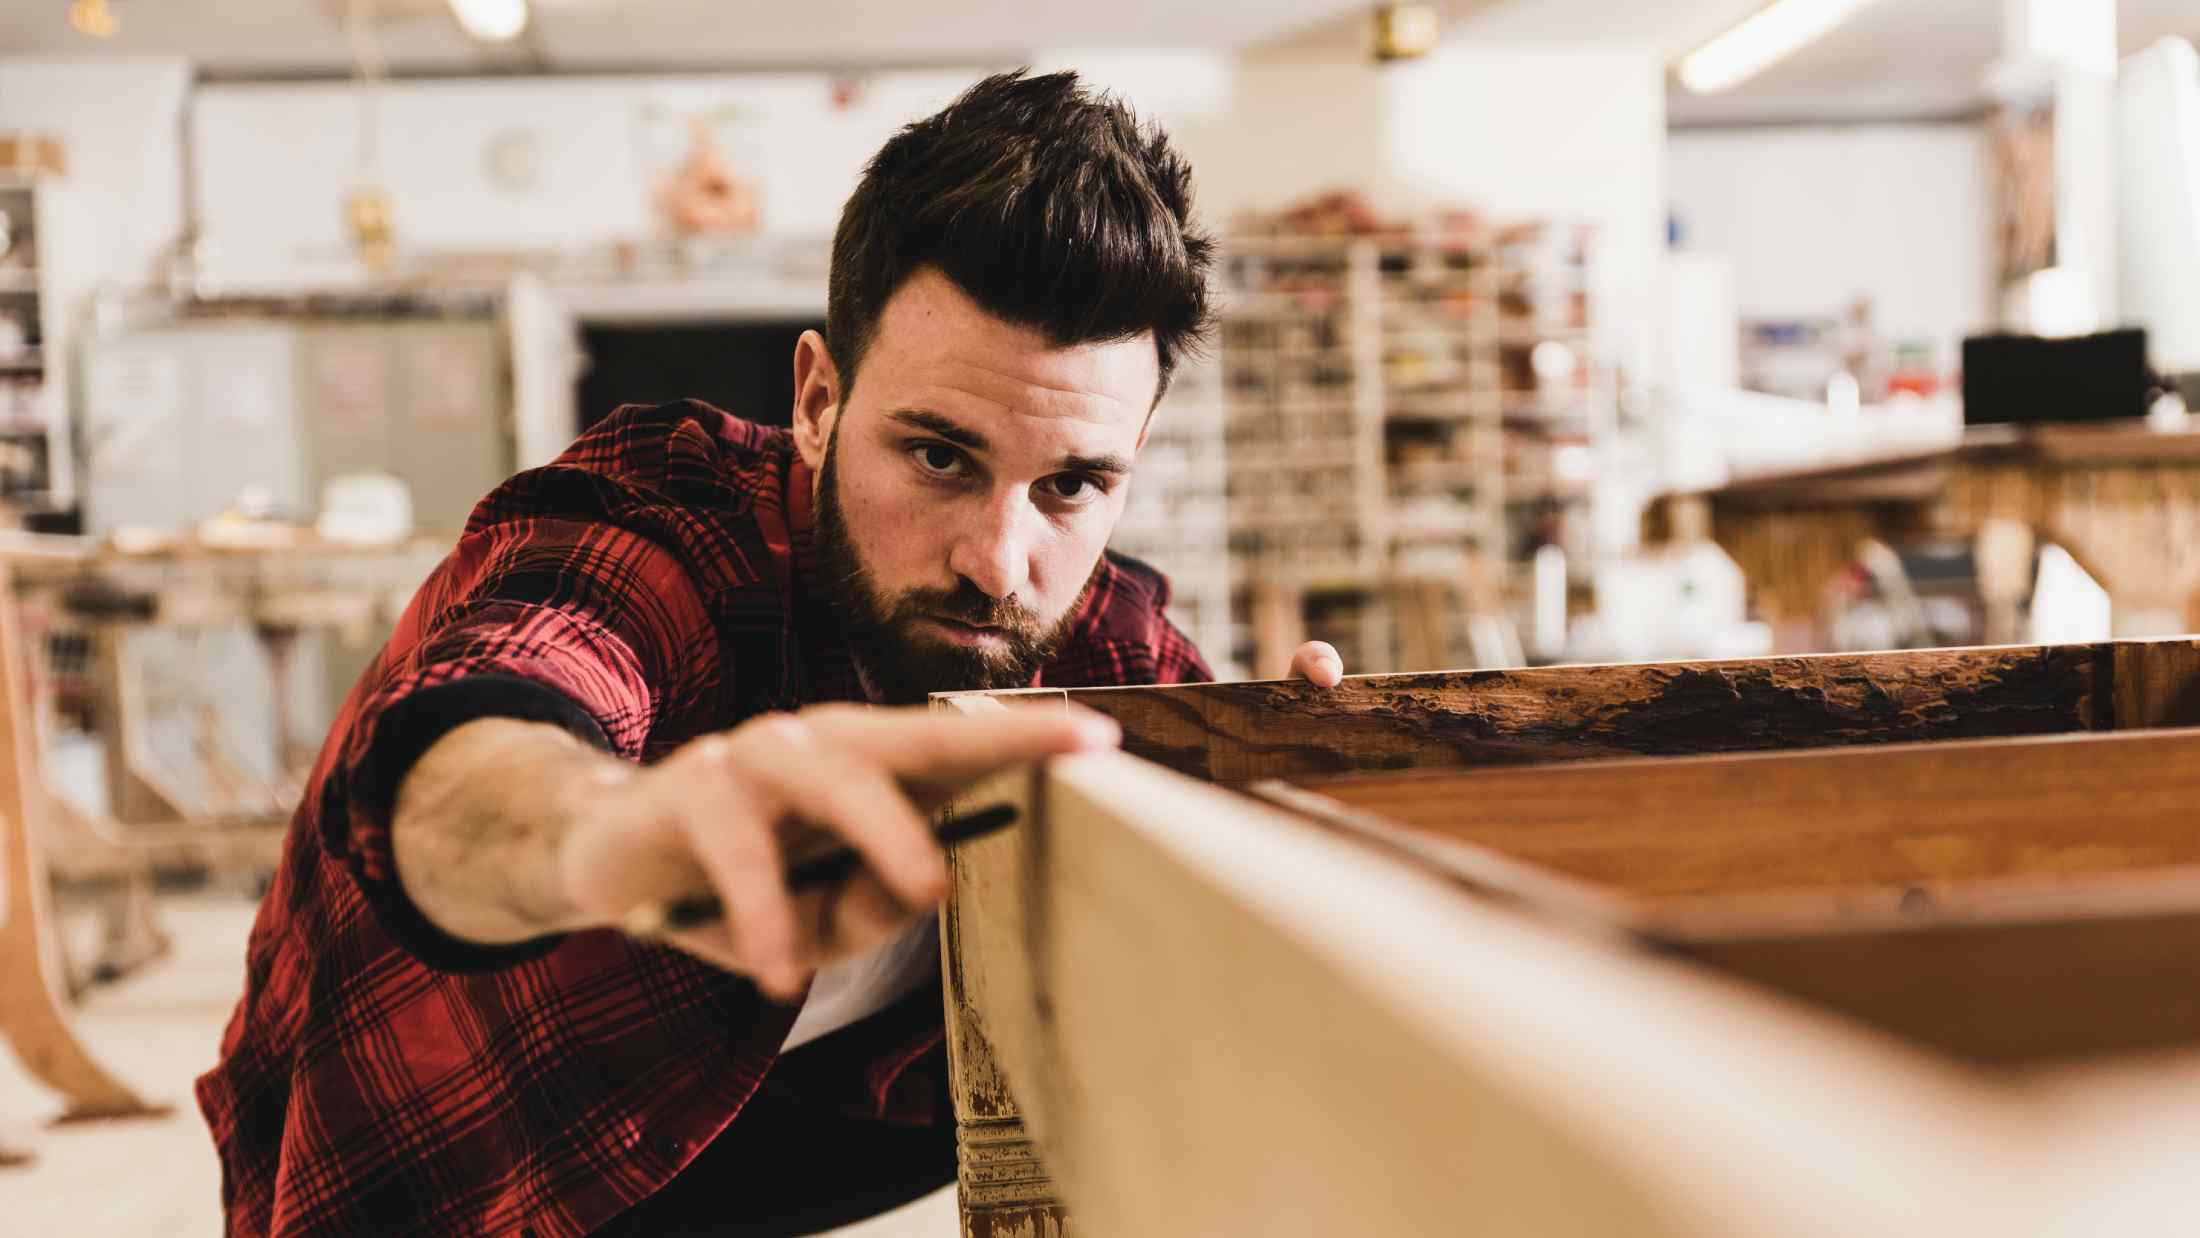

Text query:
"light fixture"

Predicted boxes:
[[448, 0, 528, 42], [68, 0, 119, 39], [1677, 0, 1879, 95], [1371, 3, 1440, 64]]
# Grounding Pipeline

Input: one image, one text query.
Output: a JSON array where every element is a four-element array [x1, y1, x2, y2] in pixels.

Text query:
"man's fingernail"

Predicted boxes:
[[1074, 715, 1121, 746]]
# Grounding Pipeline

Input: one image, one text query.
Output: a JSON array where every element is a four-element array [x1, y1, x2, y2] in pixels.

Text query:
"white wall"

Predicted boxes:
[[191, 46, 1671, 381], [190, 70, 987, 288], [1382, 44, 1667, 386], [1667, 123, 1994, 371], [1052, 43, 1669, 385], [0, 54, 191, 290]]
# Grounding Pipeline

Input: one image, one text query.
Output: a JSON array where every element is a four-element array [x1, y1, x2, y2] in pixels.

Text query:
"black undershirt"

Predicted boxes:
[[591, 1018, 953, 1236]]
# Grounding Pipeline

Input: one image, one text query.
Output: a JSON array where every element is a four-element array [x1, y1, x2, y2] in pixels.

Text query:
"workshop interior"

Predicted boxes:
[[4, 0, 2200, 1234]]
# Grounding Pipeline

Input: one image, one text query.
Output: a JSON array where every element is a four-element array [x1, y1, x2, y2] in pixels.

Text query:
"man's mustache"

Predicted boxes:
[[896, 581, 1044, 638]]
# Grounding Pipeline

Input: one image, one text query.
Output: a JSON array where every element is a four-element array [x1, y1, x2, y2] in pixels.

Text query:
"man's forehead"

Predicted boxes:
[[864, 270, 1161, 427]]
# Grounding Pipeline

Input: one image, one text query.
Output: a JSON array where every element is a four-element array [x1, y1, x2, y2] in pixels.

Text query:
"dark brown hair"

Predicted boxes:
[[826, 69, 1215, 401]]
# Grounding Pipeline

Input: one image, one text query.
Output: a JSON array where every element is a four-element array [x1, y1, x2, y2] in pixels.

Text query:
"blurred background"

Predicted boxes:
[[0, 0, 2196, 1231]]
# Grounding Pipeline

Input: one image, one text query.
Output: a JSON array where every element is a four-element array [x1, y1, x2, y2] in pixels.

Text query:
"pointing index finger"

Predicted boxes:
[[816, 705, 1120, 796]]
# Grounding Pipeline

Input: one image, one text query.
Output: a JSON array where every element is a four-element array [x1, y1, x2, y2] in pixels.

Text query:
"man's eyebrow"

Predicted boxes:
[[1062, 452, 1132, 477], [887, 408, 989, 451]]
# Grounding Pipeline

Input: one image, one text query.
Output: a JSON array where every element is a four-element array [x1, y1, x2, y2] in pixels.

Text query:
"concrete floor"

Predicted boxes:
[[0, 893, 955, 1237]]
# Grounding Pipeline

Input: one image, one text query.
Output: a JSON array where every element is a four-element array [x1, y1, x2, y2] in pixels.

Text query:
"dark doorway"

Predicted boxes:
[[576, 320, 819, 433]]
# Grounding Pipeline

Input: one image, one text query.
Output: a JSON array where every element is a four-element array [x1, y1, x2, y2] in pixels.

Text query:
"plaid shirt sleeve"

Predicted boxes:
[[327, 530, 715, 970], [1039, 549, 1215, 689], [322, 430, 727, 971]]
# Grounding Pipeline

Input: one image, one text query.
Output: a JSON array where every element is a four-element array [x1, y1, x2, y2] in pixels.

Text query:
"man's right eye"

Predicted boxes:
[[910, 443, 967, 477]]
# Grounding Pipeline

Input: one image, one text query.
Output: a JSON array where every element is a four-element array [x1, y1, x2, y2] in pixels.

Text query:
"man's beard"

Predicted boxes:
[[813, 430, 1088, 705]]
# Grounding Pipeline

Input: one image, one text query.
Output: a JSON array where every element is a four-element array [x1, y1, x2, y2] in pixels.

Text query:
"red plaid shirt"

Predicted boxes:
[[195, 401, 1210, 1237]]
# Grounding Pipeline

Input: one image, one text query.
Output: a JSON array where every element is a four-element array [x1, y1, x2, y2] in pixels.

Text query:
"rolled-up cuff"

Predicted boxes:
[[337, 672, 614, 973]]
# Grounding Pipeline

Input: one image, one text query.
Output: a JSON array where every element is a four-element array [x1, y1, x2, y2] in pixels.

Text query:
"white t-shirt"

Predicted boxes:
[[778, 915, 940, 1052]]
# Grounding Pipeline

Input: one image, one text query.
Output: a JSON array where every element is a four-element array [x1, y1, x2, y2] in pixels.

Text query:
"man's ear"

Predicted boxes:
[[790, 330, 840, 470]]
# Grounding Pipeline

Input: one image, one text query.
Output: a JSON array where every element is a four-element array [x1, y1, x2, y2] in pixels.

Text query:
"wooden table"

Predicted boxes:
[[1645, 422, 2200, 647], [0, 532, 443, 1157], [933, 637, 2200, 1236]]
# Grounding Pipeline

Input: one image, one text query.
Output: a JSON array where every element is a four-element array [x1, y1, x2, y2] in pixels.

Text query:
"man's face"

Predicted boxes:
[[795, 268, 1160, 704]]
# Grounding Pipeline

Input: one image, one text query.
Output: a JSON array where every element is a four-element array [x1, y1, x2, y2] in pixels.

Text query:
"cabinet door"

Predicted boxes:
[[387, 319, 509, 532], [298, 324, 396, 499]]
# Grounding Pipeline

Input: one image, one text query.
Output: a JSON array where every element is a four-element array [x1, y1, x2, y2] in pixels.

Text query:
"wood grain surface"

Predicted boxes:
[[933, 692, 1072, 1238], [946, 748, 2200, 1236], [1286, 727, 2200, 898], [994, 642, 2129, 784], [1287, 726, 2200, 1065]]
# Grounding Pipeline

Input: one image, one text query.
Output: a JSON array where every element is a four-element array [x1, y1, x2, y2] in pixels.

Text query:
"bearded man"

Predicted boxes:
[[197, 69, 1342, 1237]]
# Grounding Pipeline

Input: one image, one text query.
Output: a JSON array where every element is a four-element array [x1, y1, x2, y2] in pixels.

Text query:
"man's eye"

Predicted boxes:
[[1044, 474, 1102, 502], [911, 443, 965, 476]]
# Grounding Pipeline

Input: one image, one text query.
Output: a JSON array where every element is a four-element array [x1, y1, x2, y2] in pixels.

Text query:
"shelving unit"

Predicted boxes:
[[1216, 218, 1609, 672], [0, 172, 83, 518], [1106, 349, 1236, 675]]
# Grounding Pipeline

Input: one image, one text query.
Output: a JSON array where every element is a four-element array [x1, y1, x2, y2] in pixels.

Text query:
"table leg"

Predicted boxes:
[[0, 572, 166, 1122]]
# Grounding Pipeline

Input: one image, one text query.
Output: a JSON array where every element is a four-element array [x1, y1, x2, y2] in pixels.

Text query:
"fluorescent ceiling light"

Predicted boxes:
[[1678, 0, 1879, 95], [449, 0, 529, 42]]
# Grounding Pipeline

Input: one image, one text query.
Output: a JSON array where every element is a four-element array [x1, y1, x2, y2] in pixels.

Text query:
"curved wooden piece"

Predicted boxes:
[[0, 563, 165, 1121]]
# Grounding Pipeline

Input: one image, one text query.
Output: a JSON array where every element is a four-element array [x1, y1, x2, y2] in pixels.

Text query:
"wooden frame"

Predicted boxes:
[[934, 638, 2200, 1235], [0, 562, 168, 1153]]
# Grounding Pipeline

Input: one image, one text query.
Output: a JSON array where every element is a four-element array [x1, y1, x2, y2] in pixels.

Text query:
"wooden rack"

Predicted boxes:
[[1217, 221, 1611, 673]]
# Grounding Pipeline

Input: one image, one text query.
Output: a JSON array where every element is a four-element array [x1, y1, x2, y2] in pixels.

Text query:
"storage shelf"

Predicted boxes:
[[1211, 217, 1613, 671]]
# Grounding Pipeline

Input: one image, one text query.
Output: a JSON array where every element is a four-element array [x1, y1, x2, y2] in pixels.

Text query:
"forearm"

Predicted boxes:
[[390, 716, 630, 946]]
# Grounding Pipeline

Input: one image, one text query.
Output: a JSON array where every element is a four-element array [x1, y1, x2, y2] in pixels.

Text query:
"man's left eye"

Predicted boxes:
[[1044, 474, 1103, 501]]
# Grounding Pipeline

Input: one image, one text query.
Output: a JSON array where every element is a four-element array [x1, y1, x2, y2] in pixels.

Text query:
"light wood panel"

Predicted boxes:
[[946, 747, 2200, 1236], [1287, 728, 2200, 899], [1284, 728, 2200, 1065]]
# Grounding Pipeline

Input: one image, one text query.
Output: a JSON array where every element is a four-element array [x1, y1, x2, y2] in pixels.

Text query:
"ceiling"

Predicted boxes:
[[0, 0, 1384, 72], [1657, 0, 2200, 126], [0, 0, 2195, 124]]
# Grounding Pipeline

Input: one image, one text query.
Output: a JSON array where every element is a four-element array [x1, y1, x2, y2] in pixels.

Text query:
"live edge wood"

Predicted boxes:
[[1010, 639, 2200, 786]]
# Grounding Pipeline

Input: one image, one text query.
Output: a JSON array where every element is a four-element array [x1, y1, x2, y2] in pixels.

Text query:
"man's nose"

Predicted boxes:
[[947, 490, 1036, 602]]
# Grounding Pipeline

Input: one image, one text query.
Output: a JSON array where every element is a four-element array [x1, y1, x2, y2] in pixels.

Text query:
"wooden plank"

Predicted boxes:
[[966, 642, 2119, 784], [2111, 638, 2200, 729], [979, 749, 2200, 1236], [1286, 728, 2200, 899], [1680, 894, 2200, 1066], [933, 691, 1072, 1238], [1286, 728, 2200, 1064]]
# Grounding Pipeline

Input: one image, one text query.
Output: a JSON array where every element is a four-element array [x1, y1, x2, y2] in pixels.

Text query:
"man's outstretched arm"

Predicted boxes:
[[390, 703, 1120, 999]]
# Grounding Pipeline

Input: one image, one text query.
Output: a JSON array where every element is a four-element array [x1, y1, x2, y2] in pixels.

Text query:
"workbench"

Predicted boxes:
[[1645, 422, 2200, 648], [0, 532, 443, 1157]]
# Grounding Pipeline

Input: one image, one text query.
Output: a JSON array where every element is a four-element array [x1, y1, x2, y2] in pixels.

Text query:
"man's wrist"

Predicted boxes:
[[393, 717, 626, 945], [545, 753, 639, 931]]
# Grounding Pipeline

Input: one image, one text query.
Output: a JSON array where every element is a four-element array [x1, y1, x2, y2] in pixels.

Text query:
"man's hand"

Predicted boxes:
[[1287, 640, 1345, 688], [556, 704, 1115, 998], [392, 703, 1118, 1002]]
